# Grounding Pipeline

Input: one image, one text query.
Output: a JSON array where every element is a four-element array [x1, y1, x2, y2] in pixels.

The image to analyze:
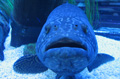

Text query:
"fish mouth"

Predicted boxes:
[[43, 38, 88, 74], [45, 38, 87, 51]]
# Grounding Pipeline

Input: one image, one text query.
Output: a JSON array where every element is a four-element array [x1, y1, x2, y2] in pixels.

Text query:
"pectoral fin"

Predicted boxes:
[[87, 53, 114, 72], [13, 55, 48, 73]]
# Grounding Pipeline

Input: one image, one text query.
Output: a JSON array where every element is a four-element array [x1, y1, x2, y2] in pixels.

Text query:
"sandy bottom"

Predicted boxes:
[[0, 29, 120, 79]]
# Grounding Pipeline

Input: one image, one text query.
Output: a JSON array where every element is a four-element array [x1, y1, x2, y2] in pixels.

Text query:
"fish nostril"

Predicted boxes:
[[81, 24, 88, 34], [73, 24, 78, 30], [45, 24, 51, 34], [54, 25, 58, 30]]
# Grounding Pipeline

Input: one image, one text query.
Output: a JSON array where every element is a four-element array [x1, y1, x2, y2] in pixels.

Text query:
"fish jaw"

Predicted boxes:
[[37, 37, 89, 75], [43, 47, 89, 75]]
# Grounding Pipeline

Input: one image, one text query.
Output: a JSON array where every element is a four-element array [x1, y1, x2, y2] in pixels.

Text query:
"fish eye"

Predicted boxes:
[[75, 24, 78, 27], [54, 25, 58, 30], [45, 24, 51, 34], [81, 24, 88, 34]]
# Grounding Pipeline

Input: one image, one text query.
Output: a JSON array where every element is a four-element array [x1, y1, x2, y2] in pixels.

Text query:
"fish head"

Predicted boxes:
[[36, 3, 98, 75]]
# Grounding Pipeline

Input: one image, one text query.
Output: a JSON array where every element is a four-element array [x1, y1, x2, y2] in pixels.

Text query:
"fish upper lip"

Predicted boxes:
[[45, 38, 87, 51]]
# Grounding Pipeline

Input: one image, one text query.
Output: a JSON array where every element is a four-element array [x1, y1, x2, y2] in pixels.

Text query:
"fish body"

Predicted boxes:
[[13, 3, 114, 79], [36, 3, 98, 75]]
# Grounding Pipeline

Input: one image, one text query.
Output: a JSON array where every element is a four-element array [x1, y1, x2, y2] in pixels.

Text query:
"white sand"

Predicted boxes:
[[0, 28, 120, 79]]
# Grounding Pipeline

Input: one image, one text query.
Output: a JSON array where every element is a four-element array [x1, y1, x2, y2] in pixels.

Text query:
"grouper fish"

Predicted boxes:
[[13, 3, 114, 79]]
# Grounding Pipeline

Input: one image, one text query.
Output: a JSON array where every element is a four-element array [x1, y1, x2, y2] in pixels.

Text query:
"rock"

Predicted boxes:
[[11, 0, 64, 47], [0, 10, 10, 61], [23, 43, 36, 56]]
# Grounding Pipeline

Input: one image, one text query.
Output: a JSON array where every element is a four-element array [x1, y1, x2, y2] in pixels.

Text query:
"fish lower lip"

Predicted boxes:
[[46, 47, 87, 52], [43, 47, 88, 60]]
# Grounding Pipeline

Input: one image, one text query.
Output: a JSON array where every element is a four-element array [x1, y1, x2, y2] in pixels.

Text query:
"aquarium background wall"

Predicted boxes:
[[1, 0, 120, 45], [1, 0, 120, 29]]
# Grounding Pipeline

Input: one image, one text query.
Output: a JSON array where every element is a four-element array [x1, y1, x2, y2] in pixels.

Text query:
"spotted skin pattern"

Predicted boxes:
[[36, 3, 97, 76]]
